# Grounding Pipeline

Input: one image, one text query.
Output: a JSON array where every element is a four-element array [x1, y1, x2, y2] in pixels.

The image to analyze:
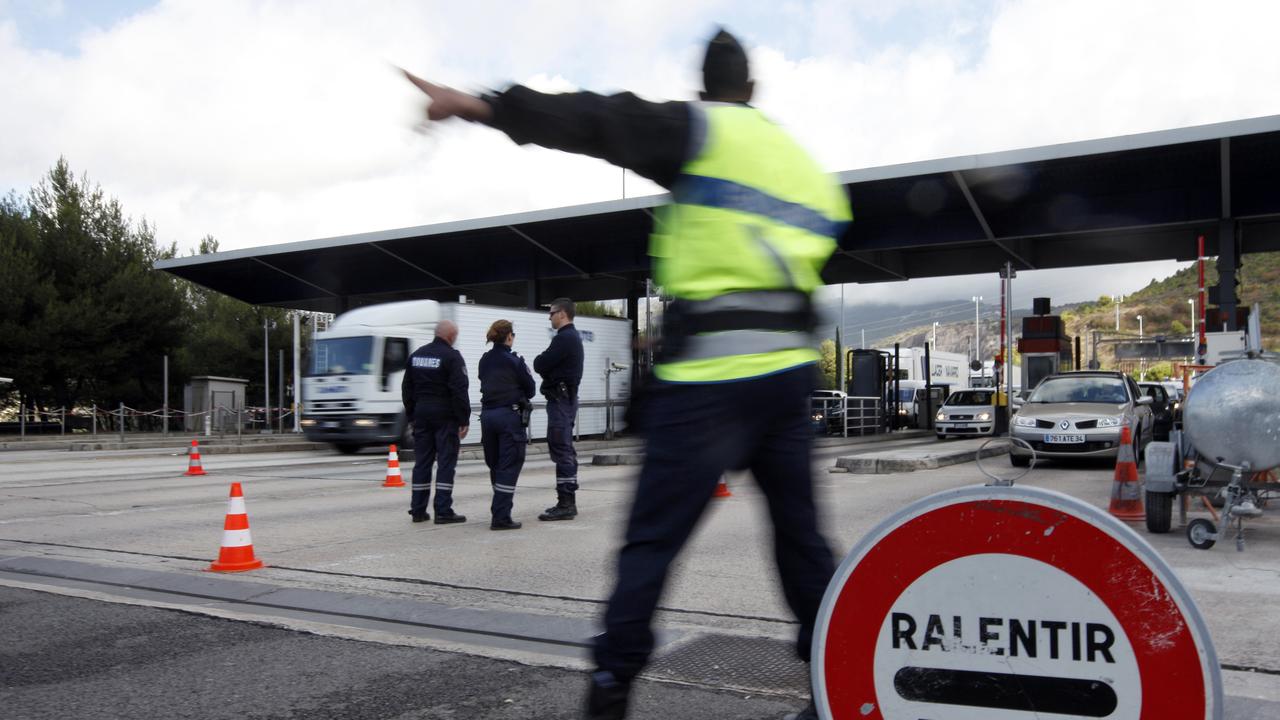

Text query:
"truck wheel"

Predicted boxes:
[[1186, 518, 1216, 550], [334, 443, 362, 455], [1145, 491, 1173, 533]]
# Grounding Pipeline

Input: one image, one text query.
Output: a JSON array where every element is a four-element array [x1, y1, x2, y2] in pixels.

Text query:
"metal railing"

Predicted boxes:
[[2, 402, 296, 442], [812, 396, 882, 437]]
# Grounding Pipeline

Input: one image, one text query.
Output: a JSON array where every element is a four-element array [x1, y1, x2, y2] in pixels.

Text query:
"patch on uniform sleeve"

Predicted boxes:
[[412, 356, 442, 368]]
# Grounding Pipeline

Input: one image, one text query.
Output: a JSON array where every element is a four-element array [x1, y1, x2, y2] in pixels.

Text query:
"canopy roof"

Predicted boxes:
[[157, 114, 1280, 313]]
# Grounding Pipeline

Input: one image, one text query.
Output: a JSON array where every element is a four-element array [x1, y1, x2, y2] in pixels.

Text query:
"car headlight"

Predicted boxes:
[[353, 418, 377, 427], [1014, 416, 1037, 428], [935, 412, 945, 421], [898, 408, 908, 415], [811, 413, 824, 422], [1096, 416, 1123, 428], [300, 419, 316, 427], [976, 412, 991, 422]]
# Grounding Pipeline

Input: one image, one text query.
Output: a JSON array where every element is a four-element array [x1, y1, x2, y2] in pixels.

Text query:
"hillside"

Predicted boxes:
[[863, 251, 1280, 373]]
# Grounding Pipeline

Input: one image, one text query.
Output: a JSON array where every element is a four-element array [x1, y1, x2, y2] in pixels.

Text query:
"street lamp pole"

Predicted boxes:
[[931, 321, 939, 347], [1137, 314, 1144, 339], [1136, 314, 1145, 380], [972, 295, 983, 363], [1115, 294, 1123, 331]]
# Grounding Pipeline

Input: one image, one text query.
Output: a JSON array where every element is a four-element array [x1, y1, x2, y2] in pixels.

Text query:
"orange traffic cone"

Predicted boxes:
[[208, 482, 264, 572], [1108, 425, 1144, 521], [184, 439, 207, 476], [713, 476, 733, 498], [382, 444, 406, 487]]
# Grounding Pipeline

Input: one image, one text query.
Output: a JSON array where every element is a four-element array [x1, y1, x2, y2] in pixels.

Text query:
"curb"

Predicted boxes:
[[836, 443, 1008, 474]]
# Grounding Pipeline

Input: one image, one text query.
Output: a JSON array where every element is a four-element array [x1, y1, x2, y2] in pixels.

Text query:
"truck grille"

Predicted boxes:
[[309, 400, 357, 411]]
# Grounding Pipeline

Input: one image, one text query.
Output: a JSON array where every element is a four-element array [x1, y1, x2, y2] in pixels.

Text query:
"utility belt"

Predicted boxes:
[[544, 380, 578, 402], [657, 290, 817, 363]]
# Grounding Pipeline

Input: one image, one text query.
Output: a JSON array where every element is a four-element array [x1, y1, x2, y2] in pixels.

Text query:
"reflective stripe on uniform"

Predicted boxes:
[[673, 175, 842, 239], [411, 484, 431, 490], [682, 290, 809, 315], [555, 477, 577, 485], [678, 330, 815, 361], [493, 483, 517, 494], [436, 483, 453, 491]]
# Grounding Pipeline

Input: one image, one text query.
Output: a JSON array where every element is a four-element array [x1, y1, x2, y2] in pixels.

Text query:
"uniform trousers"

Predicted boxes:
[[410, 416, 460, 516], [480, 406, 527, 522], [592, 364, 835, 680]]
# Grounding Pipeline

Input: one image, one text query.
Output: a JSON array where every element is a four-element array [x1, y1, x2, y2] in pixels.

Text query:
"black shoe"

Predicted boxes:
[[782, 701, 818, 720], [585, 671, 630, 720], [409, 511, 429, 523], [434, 513, 466, 524], [538, 504, 578, 521], [490, 518, 523, 530]]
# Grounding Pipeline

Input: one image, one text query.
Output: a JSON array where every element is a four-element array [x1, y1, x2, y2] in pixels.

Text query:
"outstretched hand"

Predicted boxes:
[[400, 68, 492, 123]]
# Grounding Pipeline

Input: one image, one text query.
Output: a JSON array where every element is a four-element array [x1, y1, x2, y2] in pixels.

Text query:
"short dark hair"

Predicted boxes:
[[550, 297, 575, 320], [702, 28, 750, 99]]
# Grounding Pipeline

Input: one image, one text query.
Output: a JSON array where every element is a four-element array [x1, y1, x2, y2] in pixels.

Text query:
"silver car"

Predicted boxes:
[[935, 389, 997, 439], [1010, 371, 1153, 466]]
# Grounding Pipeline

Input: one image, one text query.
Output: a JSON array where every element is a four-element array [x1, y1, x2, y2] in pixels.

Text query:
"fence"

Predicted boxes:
[[1, 403, 297, 440], [811, 396, 883, 437]]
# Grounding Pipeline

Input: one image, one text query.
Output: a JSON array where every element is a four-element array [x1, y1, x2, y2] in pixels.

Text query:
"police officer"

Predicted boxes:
[[403, 28, 850, 720], [478, 319, 536, 530], [533, 297, 585, 521], [401, 320, 470, 524]]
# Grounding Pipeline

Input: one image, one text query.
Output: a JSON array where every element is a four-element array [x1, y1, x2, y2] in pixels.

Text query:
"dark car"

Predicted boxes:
[[1137, 382, 1174, 441], [810, 390, 847, 434]]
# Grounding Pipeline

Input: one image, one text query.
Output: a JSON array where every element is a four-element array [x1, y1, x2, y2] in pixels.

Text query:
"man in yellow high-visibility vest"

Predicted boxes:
[[404, 28, 851, 720]]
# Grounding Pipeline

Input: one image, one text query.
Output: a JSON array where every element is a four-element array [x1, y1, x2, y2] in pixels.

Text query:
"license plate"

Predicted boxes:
[[323, 421, 339, 429], [1045, 433, 1085, 444]]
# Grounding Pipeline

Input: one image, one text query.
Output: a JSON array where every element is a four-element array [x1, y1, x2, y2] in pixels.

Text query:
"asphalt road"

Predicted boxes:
[[0, 586, 798, 720]]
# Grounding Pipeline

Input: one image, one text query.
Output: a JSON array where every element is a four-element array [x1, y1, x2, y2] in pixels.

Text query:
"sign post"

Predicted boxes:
[[814, 485, 1221, 720]]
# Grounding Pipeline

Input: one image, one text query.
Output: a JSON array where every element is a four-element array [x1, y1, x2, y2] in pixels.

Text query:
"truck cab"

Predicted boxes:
[[300, 302, 437, 453]]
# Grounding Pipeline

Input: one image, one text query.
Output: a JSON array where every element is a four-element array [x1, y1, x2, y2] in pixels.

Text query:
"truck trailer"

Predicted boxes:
[[301, 300, 632, 453]]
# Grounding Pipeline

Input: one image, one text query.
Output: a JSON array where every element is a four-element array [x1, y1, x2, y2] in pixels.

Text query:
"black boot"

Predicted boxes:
[[584, 670, 630, 720], [490, 518, 523, 530], [434, 511, 466, 524], [408, 509, 429, 523], [539, 501, 578, 521]]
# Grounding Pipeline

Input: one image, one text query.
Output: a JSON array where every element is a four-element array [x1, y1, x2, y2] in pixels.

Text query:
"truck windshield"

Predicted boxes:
[[311, 337, 374, 375]]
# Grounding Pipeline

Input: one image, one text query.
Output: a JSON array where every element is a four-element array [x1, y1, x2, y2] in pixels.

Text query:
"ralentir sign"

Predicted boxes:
[[813, 485, 1221, 720]]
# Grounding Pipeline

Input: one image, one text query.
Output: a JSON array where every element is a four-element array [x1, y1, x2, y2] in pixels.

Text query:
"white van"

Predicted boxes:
[[301, 300, 631, 453]]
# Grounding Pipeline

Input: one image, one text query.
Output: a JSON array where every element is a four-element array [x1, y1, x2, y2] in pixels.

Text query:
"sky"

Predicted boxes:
[[3, 0, 1279, 308]]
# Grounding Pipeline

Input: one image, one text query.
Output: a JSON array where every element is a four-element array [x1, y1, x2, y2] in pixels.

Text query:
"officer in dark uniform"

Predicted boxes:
[[401, 319, 470, 524], [478, 319, 536, 530], [533, 297, 585, 521], [403, 28, 850, 720]]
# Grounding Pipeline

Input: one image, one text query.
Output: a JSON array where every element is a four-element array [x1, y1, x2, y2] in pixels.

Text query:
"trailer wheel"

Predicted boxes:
[[1186, 518, 1217, 550], [1144, 490, 1173, 533]]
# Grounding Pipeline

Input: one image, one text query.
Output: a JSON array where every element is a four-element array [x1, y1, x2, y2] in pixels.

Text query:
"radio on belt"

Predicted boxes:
[[812, 485, 1222, 720]]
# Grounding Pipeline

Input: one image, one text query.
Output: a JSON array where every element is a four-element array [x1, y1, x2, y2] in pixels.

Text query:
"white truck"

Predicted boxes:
[[301, 300, 632, 453], [879, 347, 971, 427]]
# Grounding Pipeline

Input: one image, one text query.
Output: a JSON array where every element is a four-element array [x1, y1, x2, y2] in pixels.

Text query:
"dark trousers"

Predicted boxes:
[[481, 406, 527, 522], [592, 365, 835, 680], [546, 396, 578, 502], [410, 416, 459, 516]]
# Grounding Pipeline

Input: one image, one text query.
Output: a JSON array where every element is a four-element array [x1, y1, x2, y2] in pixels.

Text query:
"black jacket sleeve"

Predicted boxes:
[[485, 86, 692, 190], [401, 363, 415, 417], [517, 355, 536, 400], [533, 334, 565, 376], [448, 351, 470, 425]]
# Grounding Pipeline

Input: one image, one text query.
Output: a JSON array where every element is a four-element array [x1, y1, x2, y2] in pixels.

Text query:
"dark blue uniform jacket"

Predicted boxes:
[[533, 323, 584, 398], [479, 344, 536, 408], [402, 338, 470, 425]]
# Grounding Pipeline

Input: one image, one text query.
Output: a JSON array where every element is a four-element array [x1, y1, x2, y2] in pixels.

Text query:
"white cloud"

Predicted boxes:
[[1, 0, 1277, 305]]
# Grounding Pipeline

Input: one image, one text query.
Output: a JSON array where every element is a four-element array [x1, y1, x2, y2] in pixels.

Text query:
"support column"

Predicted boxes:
[[526, 278, 540, 310], [1215, 219, 1240, 331]]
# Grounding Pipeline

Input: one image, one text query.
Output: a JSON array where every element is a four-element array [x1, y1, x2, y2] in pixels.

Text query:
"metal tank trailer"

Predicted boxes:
[[1142, 358, 1280, 551]]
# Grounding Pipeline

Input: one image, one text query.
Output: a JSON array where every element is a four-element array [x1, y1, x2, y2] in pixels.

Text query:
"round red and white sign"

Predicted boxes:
[[813, 485, 1221, 720]]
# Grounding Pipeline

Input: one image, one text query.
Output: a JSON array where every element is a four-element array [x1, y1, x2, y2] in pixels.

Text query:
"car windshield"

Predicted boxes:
[[311, 336, 374, 375], [947, 391, 993, 406], [1029, 376, 1128, 404], [898, 388, 915, 402]]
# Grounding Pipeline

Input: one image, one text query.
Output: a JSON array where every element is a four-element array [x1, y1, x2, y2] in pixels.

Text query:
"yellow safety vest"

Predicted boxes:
[[651, 103, 852, 383]]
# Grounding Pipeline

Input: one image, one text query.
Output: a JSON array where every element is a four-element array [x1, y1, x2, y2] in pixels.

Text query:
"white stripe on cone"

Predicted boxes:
[[220, 528, 254, 548], [226, 497, 246, 515]]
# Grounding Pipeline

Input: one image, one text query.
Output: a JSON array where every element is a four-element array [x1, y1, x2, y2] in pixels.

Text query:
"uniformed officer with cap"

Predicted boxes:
[[403, 27, 850, 720], [534, 297, 585, 521], [401, 319, 470, 524], [478, 319, 536, 530]]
